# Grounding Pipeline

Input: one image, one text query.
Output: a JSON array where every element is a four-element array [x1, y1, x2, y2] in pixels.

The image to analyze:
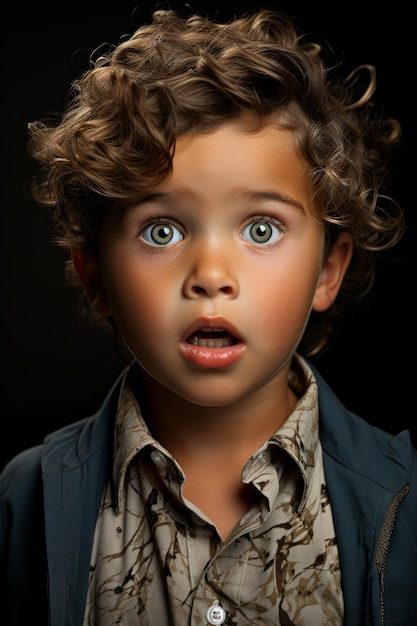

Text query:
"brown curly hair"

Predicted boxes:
[[27, 7, 404, 359]]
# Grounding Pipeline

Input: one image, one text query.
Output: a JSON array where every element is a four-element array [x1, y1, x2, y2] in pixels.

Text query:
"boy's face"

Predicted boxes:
[[81, 116, 350, 408]]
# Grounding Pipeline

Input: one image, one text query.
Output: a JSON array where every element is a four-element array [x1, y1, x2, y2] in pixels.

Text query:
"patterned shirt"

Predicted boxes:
[[83, 355, 344, 625]]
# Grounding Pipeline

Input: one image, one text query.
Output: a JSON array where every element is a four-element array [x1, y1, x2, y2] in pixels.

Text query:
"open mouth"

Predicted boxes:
[[186, 328, 239, 348], [180, 320, 245, 368]]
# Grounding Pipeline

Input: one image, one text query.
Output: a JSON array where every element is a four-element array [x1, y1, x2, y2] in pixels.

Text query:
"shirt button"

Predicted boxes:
[[255, 450, 269, 465], [150, 450, 168, 468], [206, 602, 226, 624]]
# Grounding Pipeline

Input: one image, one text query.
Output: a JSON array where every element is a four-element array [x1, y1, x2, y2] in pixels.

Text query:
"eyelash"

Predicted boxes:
[[140, 217, 185, 246], [139, 214, 286, 247], [240, 215, 286, 246]]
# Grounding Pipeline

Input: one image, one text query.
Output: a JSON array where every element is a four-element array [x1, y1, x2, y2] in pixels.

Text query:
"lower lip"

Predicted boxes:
[[179, 342, 246, 368]]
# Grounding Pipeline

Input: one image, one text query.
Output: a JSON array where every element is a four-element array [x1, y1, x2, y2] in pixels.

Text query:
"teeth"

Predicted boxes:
[[190, 336, 234, 347], [201, 328, 224, 332]]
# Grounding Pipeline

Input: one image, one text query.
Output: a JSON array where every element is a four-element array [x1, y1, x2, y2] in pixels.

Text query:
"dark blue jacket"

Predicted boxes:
[[1, 366, 416, 625]]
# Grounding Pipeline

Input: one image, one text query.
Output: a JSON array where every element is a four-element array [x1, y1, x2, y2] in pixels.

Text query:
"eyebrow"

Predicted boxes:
[[239, 190, 306, 214], [129, 189, 306, 214], [123, 192, 171, 216]]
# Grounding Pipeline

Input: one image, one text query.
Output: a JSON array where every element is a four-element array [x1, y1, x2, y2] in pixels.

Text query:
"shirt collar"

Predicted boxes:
[[270, 354, 320, 509], [112, 354, 319, 512], [112, 371, 157, 510]]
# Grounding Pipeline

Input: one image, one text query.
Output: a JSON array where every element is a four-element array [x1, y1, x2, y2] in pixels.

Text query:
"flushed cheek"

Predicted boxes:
[[247, 283, 311, 350], [245, 257, 322, 354], [102, 263, 180, 357]]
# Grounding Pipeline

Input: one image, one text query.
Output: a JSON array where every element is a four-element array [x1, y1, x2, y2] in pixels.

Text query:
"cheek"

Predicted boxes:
[[102, 257, 177, 342], [255, 282, 312, 332], [249, 246, 323, 337]]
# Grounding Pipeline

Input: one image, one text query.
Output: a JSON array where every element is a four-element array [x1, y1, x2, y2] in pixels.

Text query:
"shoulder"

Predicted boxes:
[[311, 361, 417, 486], [0, 416, 92, 513], [1, 445, 43, 506], [1, 369, 125, 509]]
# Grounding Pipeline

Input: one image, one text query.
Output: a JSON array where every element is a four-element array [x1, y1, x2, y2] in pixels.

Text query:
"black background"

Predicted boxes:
[[3, 0, 415, 470]]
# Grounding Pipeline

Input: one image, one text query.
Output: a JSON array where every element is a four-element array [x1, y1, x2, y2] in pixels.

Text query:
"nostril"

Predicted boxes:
[[183, 272, 239, 299], [191, 285, 233, 296]]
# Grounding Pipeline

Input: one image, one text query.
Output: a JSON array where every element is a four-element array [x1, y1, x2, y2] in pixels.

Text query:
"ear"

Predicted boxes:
[[312, 233, 353, 312], [71, 248, 112, 316]]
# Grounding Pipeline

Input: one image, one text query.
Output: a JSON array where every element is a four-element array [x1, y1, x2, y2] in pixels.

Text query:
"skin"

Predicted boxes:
[[73, 115, 352, 536]]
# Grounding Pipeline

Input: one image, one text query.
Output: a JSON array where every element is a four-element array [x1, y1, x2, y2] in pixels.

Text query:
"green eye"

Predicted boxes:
[[142, 222, 184, 246], [241, 219, 283, 244]]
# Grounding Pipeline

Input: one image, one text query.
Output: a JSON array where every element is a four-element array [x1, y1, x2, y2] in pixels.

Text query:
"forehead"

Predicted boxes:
[[175, 112, 299, 150], [157, 116, 313, 210]]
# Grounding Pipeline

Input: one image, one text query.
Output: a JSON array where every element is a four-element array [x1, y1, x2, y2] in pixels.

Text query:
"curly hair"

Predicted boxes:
[[27, 7, 404, 359]]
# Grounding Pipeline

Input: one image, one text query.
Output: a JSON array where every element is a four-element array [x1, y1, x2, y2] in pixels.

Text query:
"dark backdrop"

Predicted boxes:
[[3, 0, 415, 470]]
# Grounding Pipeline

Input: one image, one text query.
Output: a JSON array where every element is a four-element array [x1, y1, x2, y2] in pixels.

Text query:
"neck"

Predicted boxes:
[[131, 365, 299, 461]]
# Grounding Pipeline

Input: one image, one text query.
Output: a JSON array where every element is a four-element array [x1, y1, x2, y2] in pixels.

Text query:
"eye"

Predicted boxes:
[[141, 221, 184, 246], [241, 217, 284, 245]]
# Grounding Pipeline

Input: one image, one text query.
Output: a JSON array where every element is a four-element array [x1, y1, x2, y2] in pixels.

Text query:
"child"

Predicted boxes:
[[1, 6, 416, 626]]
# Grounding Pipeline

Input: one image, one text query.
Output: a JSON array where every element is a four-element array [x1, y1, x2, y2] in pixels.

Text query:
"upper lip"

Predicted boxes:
[[181, 316, 244, 343]]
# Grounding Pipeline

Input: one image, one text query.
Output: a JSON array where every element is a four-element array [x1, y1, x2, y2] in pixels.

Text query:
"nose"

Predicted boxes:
[[182, 243, 240, 299]]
